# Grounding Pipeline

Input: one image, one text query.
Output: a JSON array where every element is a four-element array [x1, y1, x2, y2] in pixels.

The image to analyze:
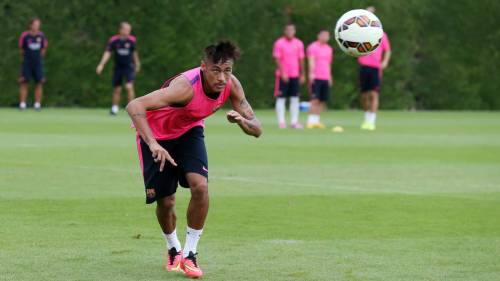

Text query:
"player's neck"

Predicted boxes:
[[200, 70, 221, 99], [200, 70, 220, 100], [29, 30, 38, 35]]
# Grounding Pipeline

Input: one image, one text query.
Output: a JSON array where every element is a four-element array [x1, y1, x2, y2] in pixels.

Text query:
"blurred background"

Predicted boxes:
[[0, 0, 499, 109]]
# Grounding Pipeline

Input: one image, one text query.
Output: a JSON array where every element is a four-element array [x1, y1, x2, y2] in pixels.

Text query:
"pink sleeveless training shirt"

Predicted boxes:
[[145, 67, 232, 140]]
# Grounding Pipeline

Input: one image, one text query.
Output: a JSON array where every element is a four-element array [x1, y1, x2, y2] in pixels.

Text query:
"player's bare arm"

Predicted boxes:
[[227, 75, 262, 138], [126, 76, 193, 170], [299, 57, 306, 84], [307, 55, 315, 83], [381, 50, 392, 69], [329, 60, 334, 86], [96, 51, 111, 75], [133, 50, 141, 72], [41, 36, 48, 57], [276, 59, 288, 82]]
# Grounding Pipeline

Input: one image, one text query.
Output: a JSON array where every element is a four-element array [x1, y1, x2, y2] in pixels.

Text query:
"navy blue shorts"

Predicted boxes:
[[310, 79, 330, 102], [112, 66, 135, 87], [137, 126, 208, 204], [277, 77, 300, 98], [359, 66, 380, 92], [20, 61, 44, 83]]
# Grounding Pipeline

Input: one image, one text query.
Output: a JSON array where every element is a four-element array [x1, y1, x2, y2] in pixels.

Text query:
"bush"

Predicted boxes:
[[0, 0, 498, 109]]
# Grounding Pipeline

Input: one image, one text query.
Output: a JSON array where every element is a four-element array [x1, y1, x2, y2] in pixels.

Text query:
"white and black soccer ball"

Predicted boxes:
[[334, 9, 384, 57]]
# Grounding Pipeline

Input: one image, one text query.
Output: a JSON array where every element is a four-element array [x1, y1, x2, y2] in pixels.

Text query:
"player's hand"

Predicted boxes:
[[96, 64, 104, 75], [135, 64, 141, 73], [281, 74, 289, 83], [299, 75, 306, 85], [309, 73, 314, 83], [149, 141, 177, 172], [381, 61, 389, 69], [226, 110, 244, 124], [328, 78, 333, 87]]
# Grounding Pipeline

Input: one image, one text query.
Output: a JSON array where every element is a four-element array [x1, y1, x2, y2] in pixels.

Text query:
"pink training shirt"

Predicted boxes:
[[358, 32, 391, 69], [306, 41, 333, 81], [145, 67, 232, 140], [273, 37, 305, 78]]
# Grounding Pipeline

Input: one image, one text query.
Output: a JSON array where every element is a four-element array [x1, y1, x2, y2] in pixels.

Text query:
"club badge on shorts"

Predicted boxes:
[[146, 188, 156, 199]]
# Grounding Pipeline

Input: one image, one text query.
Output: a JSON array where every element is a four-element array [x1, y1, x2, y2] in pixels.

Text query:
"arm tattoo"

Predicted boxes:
[[243, 109, 255, 119], [245, 119, 255, 129], [238, 99, 255, 119], [239, 99, 250, 109]]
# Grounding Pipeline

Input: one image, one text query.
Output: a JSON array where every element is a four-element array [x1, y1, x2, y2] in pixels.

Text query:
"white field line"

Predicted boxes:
[[0, 160, 422, 194]]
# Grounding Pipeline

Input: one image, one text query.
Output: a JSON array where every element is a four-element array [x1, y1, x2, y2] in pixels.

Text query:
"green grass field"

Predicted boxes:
[[1, 108, 499, 281]]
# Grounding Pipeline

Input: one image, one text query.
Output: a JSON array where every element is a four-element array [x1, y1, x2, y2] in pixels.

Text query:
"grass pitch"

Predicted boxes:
[[0, 108, 499, 281]]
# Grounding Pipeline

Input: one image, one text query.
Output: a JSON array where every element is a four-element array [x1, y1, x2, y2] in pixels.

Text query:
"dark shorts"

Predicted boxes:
[[136, 126, 208, 204], [112, 66, 135, 87], [277, 77, 300, 98], [20, 61, 44, 83], [359, 66, 381, 93], [310, 79, 330, 102]]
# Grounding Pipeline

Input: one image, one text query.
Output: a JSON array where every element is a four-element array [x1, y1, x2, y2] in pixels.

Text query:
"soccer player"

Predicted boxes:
[[273, 23, 306, 129], [96, 22, 141, 115], [125, 41, 262, 278], [18, 18, 48, 110], [306, 29, 333, 129], [358, 7, 391, 130]]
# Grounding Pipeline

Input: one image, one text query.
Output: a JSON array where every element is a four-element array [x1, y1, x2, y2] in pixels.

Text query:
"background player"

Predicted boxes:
[[306, 29, 333, 129], [358, 6, 391, 130], [125, 41, 262, 278], [96, 22, 141, 115], [273, 23, 306, 129], [18, 17, 48, 111]]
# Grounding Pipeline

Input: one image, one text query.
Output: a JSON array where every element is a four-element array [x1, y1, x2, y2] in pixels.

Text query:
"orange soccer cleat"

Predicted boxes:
[[181, 251, 203, 278], [165, 248, 182, 272]]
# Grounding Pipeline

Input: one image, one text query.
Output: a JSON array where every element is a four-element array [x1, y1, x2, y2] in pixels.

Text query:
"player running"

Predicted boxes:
[[126, 41, 262, 278], [358, 7, 391, 131], [273, 23, 306, 129], [96, 22, 141, 115], [306, 29, 333, 129], [18, 18, 48, 111]]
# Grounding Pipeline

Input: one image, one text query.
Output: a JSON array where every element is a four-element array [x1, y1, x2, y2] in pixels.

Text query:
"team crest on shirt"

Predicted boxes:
[[36, 37, 41, 42], [125, 42, 130, 48]]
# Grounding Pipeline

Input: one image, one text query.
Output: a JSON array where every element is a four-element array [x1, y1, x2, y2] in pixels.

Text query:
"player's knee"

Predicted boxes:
[[125, 83, 134, 91], [157, 195, 176, 210], [190, 181, 208, 201]]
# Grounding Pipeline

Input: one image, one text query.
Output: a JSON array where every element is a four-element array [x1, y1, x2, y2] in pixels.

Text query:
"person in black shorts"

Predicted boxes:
[[358, 6, 391, 131], [273, 23, 306, 129], [18, 18, 48, 111], [306, 30, 333, 129], [96, 22, 141, 115], [126, 41, 262, 277]]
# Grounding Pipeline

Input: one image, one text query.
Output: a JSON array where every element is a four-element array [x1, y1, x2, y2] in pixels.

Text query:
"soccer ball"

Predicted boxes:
[[334, 9, 384, 57]]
